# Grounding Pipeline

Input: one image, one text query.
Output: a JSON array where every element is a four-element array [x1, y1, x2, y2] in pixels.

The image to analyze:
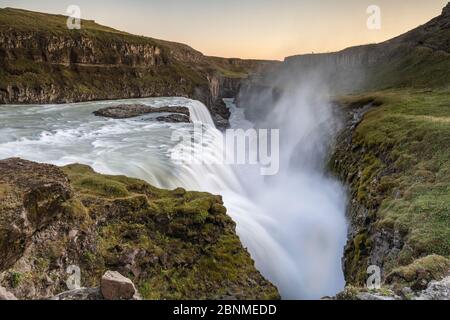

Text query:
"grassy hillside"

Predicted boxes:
[[0, 7, 130, 34]]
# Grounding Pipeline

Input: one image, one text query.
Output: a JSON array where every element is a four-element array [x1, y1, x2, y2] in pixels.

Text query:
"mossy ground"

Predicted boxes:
[[59, 164, 279, 300], [332, 89, 450, 286]]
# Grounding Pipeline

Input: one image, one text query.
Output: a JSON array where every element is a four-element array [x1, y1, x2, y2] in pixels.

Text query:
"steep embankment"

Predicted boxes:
[[283, 3, 450, 92], [331, 90, 450, 298], [0, 158, 279, 300], [0, 8, 279, 128]]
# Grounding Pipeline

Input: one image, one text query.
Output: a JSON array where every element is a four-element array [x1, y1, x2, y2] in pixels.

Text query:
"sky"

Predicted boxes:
[[1, 0, 448, 60]]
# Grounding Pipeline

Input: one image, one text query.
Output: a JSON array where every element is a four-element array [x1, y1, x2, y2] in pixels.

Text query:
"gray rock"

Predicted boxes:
[[356, 292, 400, 300], [50, 287, 103, 300], [156, 113, 190, 123], [100, 270, 140, 300], [0, 286, 18, 300], [93, 104, 190, 119], [415, 276, 450, 300]]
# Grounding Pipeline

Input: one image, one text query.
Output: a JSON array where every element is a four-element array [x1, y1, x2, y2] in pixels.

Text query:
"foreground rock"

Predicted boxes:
[[0, 286, 17, 300], [0, 158, 279, 300], [101, 271, 140, 300], [0, 158, 72, 271], [93, 104, 190, 119]]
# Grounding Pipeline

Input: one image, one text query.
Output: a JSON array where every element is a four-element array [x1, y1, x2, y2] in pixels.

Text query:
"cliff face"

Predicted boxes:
[[0, 158, 280, 300], [0, 8, 278, 128]]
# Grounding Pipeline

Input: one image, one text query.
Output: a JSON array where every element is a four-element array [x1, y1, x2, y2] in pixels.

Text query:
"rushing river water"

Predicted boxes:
[[0, 97, 347, 299]]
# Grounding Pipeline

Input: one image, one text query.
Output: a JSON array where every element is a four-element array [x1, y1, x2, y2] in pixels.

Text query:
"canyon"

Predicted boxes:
[[1, 4, 450, 300]]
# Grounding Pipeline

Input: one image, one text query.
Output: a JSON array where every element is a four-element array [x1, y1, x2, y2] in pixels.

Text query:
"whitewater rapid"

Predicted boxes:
[[0, 97, 347, 299]]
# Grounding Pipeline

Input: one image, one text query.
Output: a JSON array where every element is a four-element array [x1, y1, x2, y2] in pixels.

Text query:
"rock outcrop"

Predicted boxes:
[[333, 275, 450, 301], [416, 276, 450, 300], [0, 158, 73, 271], [0, 158, 279, 300], [93, 104, 190, 119]]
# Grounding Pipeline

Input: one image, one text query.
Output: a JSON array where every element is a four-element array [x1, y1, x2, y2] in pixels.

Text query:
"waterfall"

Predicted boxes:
[[0, 95, 347, 299], [186, 100, 215, 125]]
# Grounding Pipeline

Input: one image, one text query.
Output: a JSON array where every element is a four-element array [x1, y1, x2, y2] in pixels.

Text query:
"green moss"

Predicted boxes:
[[10, 271, 23, 288]]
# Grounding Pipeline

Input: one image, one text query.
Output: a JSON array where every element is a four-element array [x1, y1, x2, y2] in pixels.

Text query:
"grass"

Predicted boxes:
[[333, 88, 450, 284], [366, 47, 450, 90]]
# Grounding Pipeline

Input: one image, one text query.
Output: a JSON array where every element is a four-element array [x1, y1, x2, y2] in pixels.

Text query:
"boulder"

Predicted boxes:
[[100, 271, 139, 300]]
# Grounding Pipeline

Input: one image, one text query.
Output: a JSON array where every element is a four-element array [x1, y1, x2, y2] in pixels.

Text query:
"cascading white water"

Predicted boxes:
[[0, 94, 347, 299]]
